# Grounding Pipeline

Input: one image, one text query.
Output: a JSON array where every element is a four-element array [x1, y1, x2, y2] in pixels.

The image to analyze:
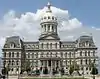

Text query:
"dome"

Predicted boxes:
[[41, 2, 57, 24]]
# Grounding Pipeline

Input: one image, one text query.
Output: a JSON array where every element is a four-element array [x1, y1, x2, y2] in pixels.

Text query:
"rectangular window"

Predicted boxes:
[[80, 59, 82, 64], [86, 67, 88, 70], [85, 51, 87, 56], [88, 51, 90, 56], [17, 52, 19, 58], [28, 53, 30, 58], [80, 51, 82, 56], [4, 52, 6, 57], [16, 60, 18, 65], [9, 52, 11, 57], [85, 59, 87, 64], [12, 52, 14, 57]]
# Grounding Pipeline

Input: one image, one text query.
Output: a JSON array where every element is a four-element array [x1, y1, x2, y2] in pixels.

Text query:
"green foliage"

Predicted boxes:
[[69, 65, 74, 75], [21, 60, 31, 73], [43, 67, 48, 74], [69, 62, 79, 75], [36, 68, 40, 75], [2, 67, 8, 75], [91, 67, 98, 75], [90, 63, 98, 75], [24, 78, 87, 79]]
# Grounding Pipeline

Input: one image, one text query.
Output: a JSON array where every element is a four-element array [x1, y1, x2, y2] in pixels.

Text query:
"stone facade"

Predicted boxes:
[[2, 2, 98, 75]]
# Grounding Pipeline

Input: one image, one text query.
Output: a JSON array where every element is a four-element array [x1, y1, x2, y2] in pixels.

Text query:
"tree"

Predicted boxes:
[[90, 63, 98, 79], [91, 67, 98, 79], [21, 60, 31, 73], [69, 62, 79, 75], [69, 65, 74, 75], [60, 68, 65, 76], [2, 67, 9, 75], [25, 60, 31, 72]]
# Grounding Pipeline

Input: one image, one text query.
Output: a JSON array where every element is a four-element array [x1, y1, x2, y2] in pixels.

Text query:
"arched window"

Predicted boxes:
[[10, 42, 16, 48], [86, 41, 89, 46]]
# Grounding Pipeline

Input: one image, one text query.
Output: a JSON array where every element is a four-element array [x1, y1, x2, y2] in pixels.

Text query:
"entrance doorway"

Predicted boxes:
[[48, 60, 51, 66]]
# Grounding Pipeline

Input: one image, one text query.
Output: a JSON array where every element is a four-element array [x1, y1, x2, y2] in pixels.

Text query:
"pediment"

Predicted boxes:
[[44, 36, 56, 39], [39, 34, 60, 40]]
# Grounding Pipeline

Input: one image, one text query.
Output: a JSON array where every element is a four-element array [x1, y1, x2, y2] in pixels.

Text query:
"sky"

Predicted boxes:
[[0, 0, 100, 72], [0, 0, 100, 27]]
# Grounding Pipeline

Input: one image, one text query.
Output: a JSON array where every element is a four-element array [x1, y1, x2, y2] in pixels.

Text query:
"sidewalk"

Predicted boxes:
[[8, 75, 18, 79]]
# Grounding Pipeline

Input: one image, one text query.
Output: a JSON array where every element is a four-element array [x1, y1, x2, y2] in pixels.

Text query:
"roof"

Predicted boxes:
[[24, 41, 39, 44]]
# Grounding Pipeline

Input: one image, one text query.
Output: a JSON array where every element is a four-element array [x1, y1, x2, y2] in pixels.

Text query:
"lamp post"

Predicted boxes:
[[83, 65, 84, 79], [18, 66, 19, 79]]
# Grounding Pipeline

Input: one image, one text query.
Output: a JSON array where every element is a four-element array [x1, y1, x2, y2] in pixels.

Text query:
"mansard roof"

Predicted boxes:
[[76, 35, 96, 48], [3, 36, 23, 48], [77, 35, 93, 43], [6, 36, 21, 44], [24, 41, 39, 44]]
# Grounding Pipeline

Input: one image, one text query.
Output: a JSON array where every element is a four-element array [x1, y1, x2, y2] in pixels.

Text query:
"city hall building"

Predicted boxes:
[[2, 3, 98, 75]]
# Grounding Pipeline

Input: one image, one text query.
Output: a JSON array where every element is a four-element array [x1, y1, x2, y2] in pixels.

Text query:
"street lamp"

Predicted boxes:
[[83, 65, 84, 79], [18, 66, 19, 79]]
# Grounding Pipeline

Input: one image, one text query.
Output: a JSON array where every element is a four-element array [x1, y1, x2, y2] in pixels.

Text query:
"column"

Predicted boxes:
[[55, 25, 57, 33], [55, 61, 56, 68], [42, 25, 44, 33], [47, 60, 48, 67], [59, 61, 60, 69], [43, 61, 44, 67], [46, 24, 48, 32], [54, 25, 56, 32], [50, 25, 52, 32], [51, 60, 52, 69]]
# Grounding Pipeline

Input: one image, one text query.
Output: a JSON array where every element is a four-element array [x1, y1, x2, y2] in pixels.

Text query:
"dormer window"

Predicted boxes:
[[85, 41, 89, 47], [44, 17, 46, 19], [52, 17, 54, 20], [48, 16, 50, 19], [10, 42, 16, 48]]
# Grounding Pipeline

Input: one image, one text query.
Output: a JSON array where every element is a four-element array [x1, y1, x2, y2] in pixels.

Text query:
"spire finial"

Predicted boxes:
[[46, 2, 52, 12]]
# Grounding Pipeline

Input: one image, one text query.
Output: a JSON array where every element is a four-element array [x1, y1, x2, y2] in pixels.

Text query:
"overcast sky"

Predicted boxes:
[[0, 0, 100, 71]]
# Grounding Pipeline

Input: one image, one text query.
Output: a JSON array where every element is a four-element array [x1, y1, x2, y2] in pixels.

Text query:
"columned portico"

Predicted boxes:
[[40, 58, 61, 70]]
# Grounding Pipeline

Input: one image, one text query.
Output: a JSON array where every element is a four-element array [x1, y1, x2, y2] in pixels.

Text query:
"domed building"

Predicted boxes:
[[2, 2, 98, 76]]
